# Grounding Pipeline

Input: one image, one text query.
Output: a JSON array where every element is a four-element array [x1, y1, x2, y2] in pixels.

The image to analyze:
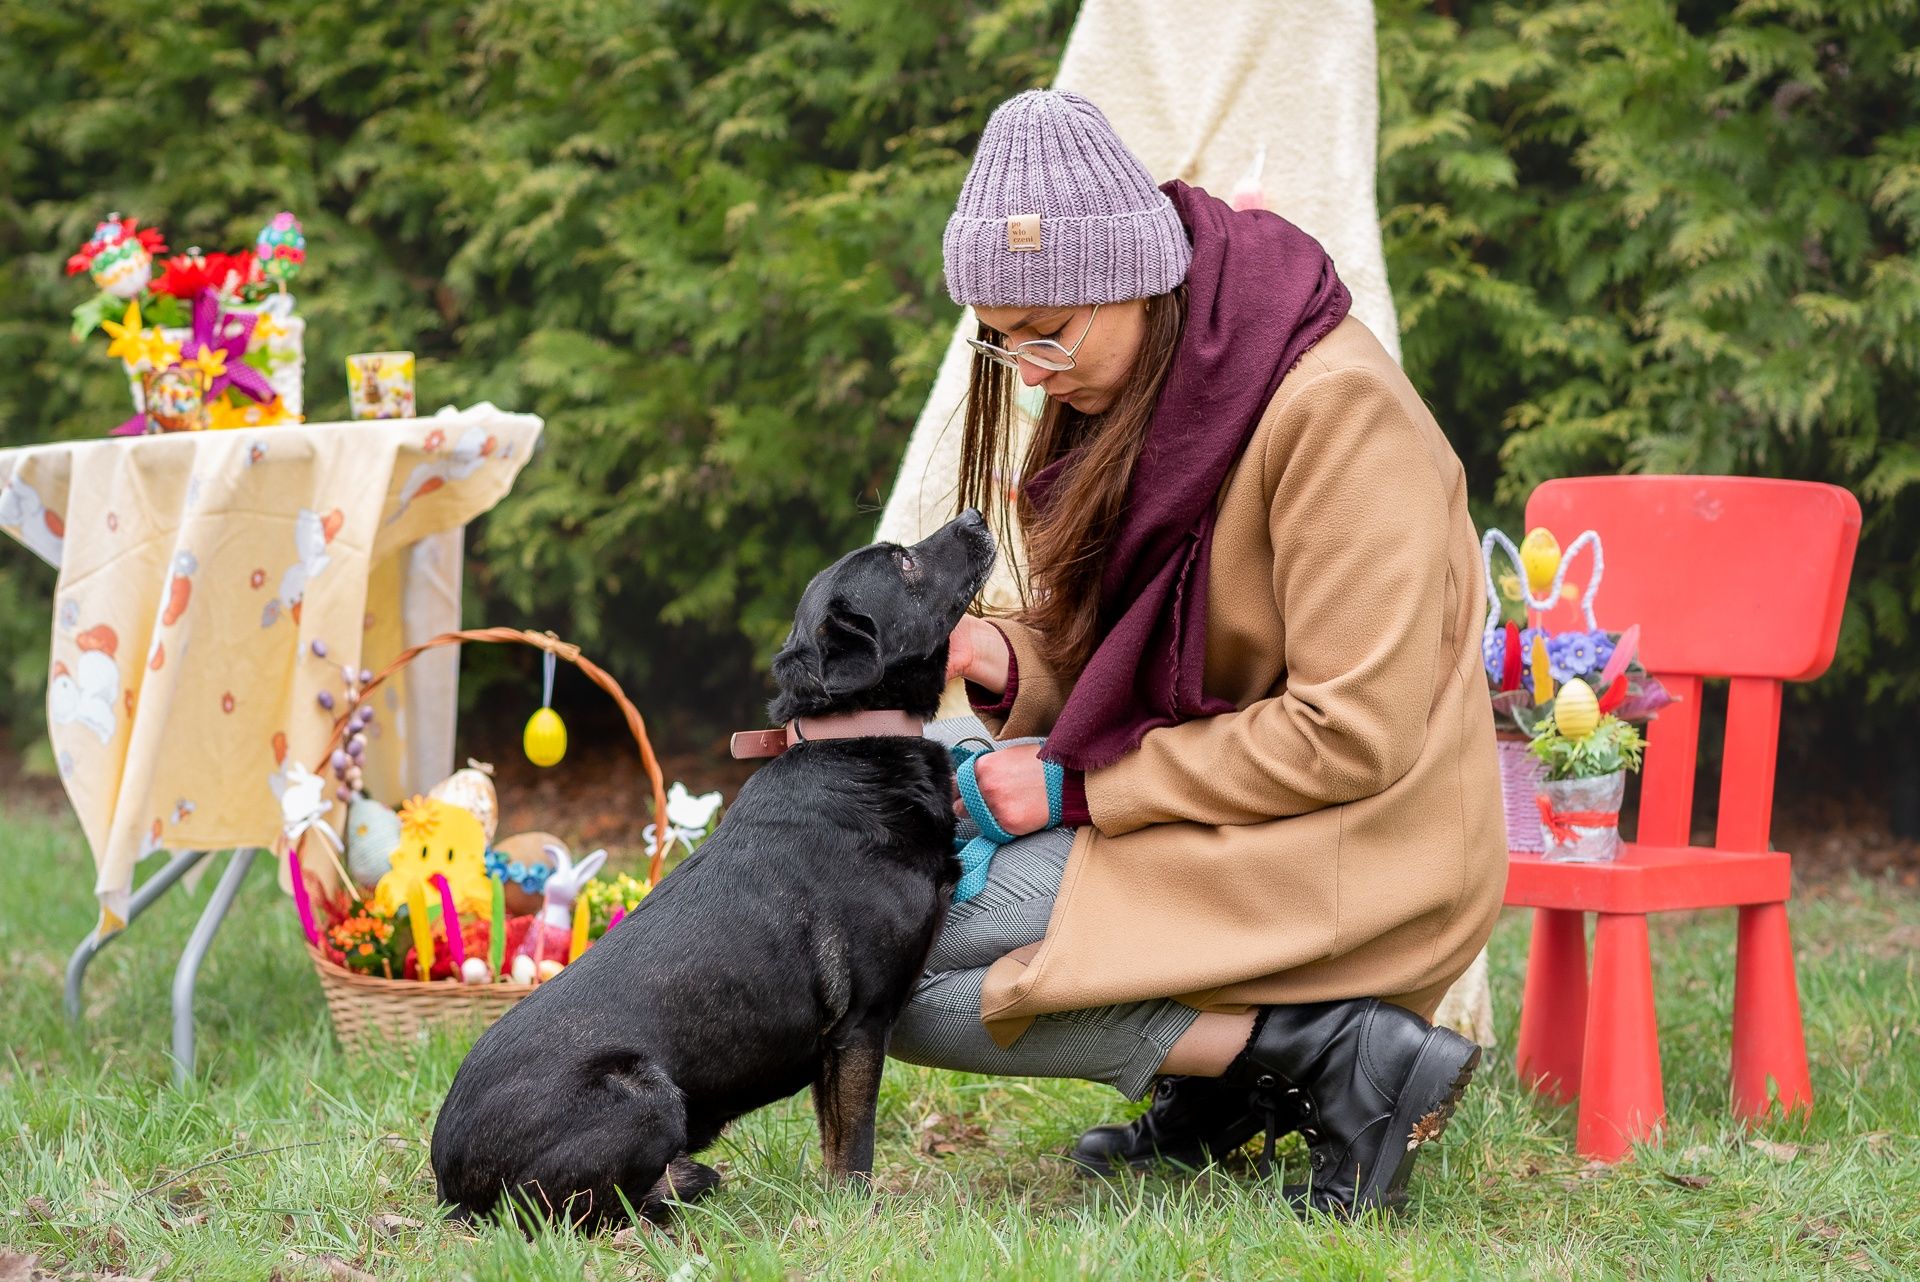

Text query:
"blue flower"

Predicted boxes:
[[1560, 632, 1597, 676]]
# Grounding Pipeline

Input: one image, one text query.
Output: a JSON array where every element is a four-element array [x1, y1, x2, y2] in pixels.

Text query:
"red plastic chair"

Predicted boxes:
[[1505, 476, 1861, 1161]]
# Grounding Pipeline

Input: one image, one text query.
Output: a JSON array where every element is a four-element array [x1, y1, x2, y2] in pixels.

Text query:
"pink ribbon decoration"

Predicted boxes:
[[288, 847, 320, 947], [431, 873, 466, 970]]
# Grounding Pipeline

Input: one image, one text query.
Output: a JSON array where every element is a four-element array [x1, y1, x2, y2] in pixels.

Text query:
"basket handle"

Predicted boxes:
[[310, 627, 671, 885]]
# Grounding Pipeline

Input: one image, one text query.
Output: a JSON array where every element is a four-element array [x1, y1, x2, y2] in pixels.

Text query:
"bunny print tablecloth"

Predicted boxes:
[[0, 406, 542, 934]]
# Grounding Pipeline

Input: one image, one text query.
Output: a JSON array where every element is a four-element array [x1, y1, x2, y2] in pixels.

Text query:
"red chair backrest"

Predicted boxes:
[[1524, 477, 1861, 854]]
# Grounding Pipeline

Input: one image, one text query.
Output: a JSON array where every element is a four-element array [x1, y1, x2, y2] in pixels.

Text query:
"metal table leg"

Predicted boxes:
[[169, 847, 259, 1087], [64, 848, 213, 1024]]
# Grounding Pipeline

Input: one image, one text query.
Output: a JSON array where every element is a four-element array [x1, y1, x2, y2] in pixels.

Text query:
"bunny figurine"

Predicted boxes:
[[510, 844, 607, 978]]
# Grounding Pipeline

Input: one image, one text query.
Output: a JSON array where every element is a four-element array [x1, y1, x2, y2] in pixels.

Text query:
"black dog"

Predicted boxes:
[[430, 510, 997, 1228]]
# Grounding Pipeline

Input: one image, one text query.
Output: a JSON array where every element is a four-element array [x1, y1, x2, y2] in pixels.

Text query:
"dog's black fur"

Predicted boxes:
[[430, 510, 997, 1229]]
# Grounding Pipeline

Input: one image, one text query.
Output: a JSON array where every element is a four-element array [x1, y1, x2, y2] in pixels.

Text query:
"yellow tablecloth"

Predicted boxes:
[[0, 405, 543, 932]]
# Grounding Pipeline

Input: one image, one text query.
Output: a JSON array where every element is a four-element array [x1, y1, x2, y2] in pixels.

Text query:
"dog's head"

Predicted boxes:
[[767, 509, 998, 724]]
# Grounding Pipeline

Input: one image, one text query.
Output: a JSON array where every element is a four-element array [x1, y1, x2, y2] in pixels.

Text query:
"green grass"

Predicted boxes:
[[2, 802, 1916, 1281]]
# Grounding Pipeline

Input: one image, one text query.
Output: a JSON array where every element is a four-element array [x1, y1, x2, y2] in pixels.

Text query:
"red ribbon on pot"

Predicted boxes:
[[1537, 794, 1620, 845]]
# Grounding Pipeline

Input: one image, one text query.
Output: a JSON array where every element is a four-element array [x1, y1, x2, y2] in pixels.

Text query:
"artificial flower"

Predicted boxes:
[[187, 345, 228, 388], [138, 328, 182, 369], [99, 299, 150, 367], [153, 250, 256, 300]]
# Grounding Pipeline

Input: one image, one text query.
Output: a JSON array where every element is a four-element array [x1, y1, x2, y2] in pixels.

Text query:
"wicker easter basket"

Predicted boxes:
[[297, 627, 669, 1053]]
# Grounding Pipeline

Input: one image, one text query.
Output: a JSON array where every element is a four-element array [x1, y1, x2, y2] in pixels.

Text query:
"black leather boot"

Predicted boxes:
[[1228, 999, 1481, 1215], [1068, 1075, 1298, 1174]]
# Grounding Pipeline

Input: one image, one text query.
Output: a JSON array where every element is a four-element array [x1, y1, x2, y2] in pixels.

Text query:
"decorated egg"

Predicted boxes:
[[345, 795, 403, 888], [145, 365, 207, 432], [428, 760, 498, 843], [523, 706, 567, 768], [90, 237, 153, 299], [1519, 527, 1561, 596], [491, 830, 564, 916], [1553, 678, 1601, 739], [460, 956, 492, 985], [510, 953, 536, 984], [372, 795, 492, 917], [536, 958, 564, 982], [255, 211, 306, 286]]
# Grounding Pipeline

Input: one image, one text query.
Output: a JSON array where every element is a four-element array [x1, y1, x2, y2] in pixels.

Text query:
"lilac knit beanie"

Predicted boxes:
[[943, 90, 1192, 308]]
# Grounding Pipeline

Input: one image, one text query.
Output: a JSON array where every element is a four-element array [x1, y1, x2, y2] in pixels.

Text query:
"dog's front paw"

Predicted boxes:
[[641, 1155, 721, 1221]]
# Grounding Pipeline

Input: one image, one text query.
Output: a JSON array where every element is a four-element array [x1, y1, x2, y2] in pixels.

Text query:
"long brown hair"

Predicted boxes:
[[956, 286, 1188, 678]]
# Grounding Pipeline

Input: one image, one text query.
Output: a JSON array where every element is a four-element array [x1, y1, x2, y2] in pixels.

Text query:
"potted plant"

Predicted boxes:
[[1528, 677, 1646, 863], [1480, 524, 1672, 852]]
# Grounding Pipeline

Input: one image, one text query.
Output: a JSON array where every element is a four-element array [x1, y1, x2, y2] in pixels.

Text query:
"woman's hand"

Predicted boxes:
[[945, 615, 1011, 693], [954, 742, 1050, 835]]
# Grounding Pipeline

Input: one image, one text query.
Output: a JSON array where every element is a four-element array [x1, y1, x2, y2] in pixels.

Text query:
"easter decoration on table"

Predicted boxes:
[[522, 649, 568, 768], [255, 211, 306, 289], [509, 845, 607, 983], [62, 211, 308, 435], [1480, 525, 1673, 854]]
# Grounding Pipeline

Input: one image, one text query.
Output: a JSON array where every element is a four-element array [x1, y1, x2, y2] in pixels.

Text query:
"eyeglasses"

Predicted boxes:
[[966, 304, 1102, 373]]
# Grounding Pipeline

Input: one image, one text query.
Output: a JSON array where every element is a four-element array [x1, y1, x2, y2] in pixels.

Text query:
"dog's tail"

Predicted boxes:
[[435, 1051, 693, 1231]]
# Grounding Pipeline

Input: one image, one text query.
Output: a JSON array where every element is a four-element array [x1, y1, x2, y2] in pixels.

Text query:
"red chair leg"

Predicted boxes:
[[1577, 912, 1665, 1162], [1731, 901, 1813, 1121], [1515, 908, 1589, 1102]]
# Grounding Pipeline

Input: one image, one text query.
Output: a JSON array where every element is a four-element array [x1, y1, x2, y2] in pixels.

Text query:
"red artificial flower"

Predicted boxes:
[[152, 250, 257, 299]]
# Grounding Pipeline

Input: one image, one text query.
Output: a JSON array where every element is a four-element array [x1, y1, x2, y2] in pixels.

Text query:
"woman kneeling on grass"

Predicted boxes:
[[888, 89, 1507, 1216]]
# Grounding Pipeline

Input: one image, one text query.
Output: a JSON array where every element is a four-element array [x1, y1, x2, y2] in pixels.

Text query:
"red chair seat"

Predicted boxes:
[[1505, 844, 1792, 915]]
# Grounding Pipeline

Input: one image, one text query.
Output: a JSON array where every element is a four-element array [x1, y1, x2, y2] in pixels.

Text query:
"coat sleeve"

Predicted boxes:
[[970, 616, 1072, 741], [1083, 368, 1453, 837]]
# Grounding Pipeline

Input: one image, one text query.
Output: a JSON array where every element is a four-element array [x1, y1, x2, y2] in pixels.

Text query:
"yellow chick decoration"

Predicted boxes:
[[1553, 678, 1601, 739], [372, 796, 493, 917], [1519, 527, 1561, 596]]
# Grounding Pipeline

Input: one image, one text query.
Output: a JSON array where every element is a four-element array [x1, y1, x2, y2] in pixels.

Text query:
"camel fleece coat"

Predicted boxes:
[[974, 316, 1507, 1046]]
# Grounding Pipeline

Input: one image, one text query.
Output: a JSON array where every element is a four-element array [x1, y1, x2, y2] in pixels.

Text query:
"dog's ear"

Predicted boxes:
[[769, 603, 883, 707], [817, 605, 884, 696]]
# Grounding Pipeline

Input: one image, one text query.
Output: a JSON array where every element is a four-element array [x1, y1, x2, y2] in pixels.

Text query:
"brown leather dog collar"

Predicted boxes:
[[729, 709, 927, 760]]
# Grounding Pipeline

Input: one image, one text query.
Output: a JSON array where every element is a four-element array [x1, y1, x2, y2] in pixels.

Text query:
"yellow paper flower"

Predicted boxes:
[[253, 312, 286, 343], [100, 300, 149, 367], [206, 395, 297, 430], [188, 346, 228, 387], [139, 329, 181, 369]]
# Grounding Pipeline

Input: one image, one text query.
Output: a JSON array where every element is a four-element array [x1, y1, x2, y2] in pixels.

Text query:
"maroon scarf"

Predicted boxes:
[[1025, 181, 1352, 771]]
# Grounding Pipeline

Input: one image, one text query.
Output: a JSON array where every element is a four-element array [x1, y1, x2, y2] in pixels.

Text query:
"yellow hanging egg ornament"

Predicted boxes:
[[1553, 678, 1601, 739], [1519, 527, 1561, 596], [524, 648, 566, 767], [524, 707, 567, 768]]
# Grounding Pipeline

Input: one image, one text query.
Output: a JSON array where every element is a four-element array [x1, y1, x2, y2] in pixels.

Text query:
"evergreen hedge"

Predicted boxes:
[[2, 1, 1914, 775]]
